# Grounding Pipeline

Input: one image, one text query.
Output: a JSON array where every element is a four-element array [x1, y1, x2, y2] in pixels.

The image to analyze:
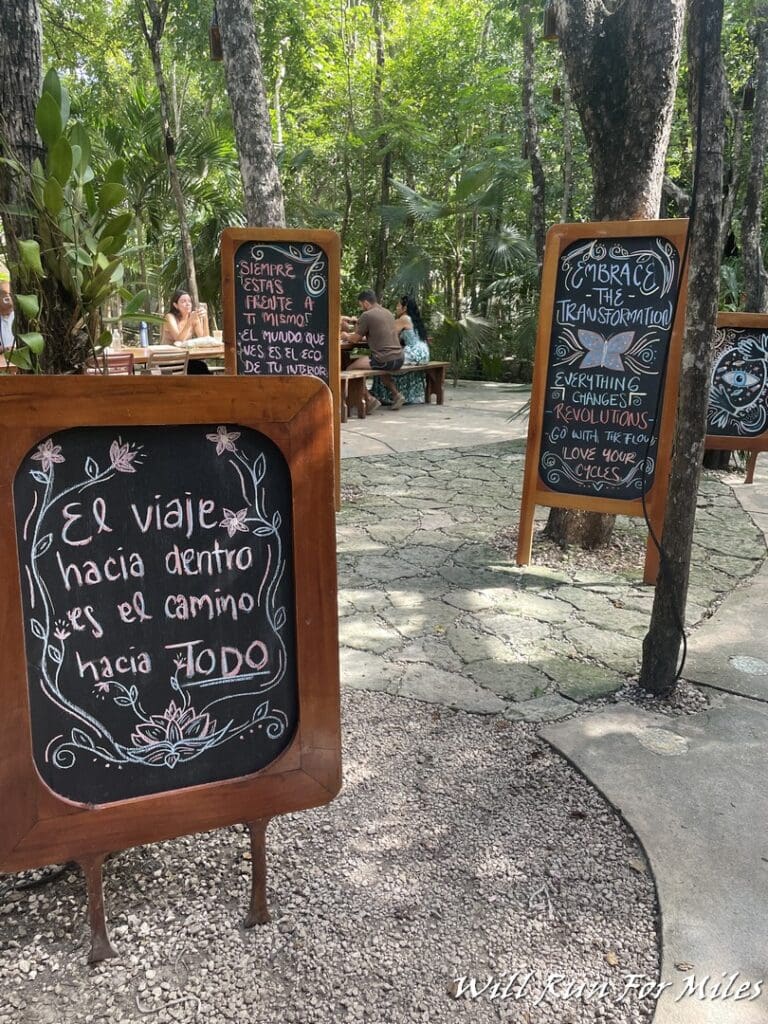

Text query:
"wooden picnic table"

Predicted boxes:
[[122, 342, 226, 368]]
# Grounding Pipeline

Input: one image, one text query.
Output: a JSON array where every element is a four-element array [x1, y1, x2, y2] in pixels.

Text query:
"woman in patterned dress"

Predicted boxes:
[[372, 295, 430, 405]]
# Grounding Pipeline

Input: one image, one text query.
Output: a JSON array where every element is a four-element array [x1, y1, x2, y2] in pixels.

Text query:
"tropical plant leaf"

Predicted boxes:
[[20, 332, 45, 354], [14, 294, 40, 319], [43, 176, 65, 216], [48, 136, 73, 185], [18, 240, 45, 277], [36, 92, 62, 148], [391, 180, 451, 222]]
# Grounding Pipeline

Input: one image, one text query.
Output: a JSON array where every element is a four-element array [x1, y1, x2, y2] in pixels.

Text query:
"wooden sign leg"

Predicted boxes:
[[244, 817, 272, 927], [516, 498, 536, 567], [79, 853, 118, 963], [643, 518, 663, 586], [745, 451, 759, 484]]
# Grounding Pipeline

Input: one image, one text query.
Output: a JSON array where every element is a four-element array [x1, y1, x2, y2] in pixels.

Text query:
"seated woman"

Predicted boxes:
[[162, 289, 211, 374], [371, 295, 430, 406]]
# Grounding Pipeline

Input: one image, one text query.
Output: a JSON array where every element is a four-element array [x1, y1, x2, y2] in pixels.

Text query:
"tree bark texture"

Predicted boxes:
[[0, 0, 43, 254], [554, 0, 685, 220], [720, 90, 744, 257], [639, 0, 726, 696], [560, 74, 574, 223], [216, 0, 286, 229], [520, 3, 546, 272], [371, 0, 390, 297], [742, 3, 768, 311], [137, 0, 200, 302], [546, 0, 685, 550]]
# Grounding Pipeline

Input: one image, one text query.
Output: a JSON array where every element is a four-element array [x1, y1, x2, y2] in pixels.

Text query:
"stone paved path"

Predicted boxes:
[[338, 442, 766, 717]]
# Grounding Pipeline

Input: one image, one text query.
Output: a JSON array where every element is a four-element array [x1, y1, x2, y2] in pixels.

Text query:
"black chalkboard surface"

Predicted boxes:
[[708, 322, 768, 440], [14, 424, 297, 805], [233, 240, 330, 380], [538, 235, 682, 501]]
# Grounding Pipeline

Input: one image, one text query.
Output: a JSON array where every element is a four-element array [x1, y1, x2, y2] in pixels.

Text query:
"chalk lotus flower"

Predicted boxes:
[[206, 425, 241, 455], [31, 438, 65, 473], [109, 439, 139, 473], [220, 507, 249, 537], [131, 701, 217, 768]]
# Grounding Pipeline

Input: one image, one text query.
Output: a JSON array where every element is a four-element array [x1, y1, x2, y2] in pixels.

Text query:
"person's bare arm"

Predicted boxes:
[[164, 312, 201, 343]]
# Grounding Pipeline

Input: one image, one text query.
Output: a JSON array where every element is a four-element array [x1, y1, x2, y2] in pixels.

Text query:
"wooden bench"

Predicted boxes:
[[340, 361, 449, 421]]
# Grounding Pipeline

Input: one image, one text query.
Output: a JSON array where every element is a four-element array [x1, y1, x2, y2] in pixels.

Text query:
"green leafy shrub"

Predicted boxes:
[[1, 70, 150, 372]]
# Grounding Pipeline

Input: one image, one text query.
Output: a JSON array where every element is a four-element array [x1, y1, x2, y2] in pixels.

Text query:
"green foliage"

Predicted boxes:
[[430, 312, 496, 385], [1, 70, 145, 371], [24, 0, 763, 377]]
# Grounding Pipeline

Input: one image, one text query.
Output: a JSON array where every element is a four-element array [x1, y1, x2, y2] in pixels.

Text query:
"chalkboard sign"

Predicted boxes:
[[539, 235, 681, 500], [706, 313, 768, 448], [222, 228, 339, 381], [0, 376, 340, 875], [14, 424, 296, 804], [517, 220, 689, 584], [221, 228, 341, 509]]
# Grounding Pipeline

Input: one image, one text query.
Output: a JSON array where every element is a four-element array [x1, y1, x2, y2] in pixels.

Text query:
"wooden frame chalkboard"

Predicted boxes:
[[220, 228, 341, 508], [705, 313, 768, 454], [516, 220, 689, 585], [0, 377, 340, 928]]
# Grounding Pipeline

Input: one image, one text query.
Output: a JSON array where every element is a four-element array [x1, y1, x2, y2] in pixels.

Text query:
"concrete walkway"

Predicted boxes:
[[340, 384, 768, 1023]]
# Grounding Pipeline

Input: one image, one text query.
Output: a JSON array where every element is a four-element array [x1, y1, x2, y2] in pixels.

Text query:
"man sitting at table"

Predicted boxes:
[[340, 289, 405, 412]]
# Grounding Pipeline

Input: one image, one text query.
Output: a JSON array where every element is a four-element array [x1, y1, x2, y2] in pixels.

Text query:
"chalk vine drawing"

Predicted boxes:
[[540, 451, 654, 494], [243, 243, 327, 298], [23, 428, 289, 772]]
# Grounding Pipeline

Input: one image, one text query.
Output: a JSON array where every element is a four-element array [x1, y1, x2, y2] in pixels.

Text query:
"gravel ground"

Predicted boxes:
[[1, 689, 659, 1024]]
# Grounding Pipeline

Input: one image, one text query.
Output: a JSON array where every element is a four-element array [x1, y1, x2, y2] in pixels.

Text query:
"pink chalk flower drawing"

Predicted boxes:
[[220, 507, 250, 537], [131, 701, 219, 768], [206, 425, 241, 455], [109, 438, 141, 473], [31, 438, 65, 473]]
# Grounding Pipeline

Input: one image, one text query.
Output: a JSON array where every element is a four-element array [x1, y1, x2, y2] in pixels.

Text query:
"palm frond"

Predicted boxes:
[[391, 180, 451, 222]]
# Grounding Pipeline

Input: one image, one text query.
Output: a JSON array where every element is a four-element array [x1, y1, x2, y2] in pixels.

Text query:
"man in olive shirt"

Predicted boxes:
[[341, 289, 405, 412]]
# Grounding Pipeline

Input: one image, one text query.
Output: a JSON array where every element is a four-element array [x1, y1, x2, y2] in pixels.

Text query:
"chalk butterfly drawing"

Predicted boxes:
[[577, 330, 635, 371]]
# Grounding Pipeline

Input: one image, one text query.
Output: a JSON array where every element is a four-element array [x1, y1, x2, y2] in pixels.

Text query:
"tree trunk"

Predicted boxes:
[[520, 2, 546, 271], [639, 0, 726, 696], [0, 0, 43, 253], [216, 0, 285, 228], [546, 0, 686, 549], [560, 74, 574, 223], [720, 90, 744, 257], [555, 0, 685, 220], [137, 0, 199, 303], [372, 0, 390, 297], [742, 2, 768, 312]]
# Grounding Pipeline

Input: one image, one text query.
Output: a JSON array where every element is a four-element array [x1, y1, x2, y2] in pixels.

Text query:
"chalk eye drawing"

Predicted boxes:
[[578, 330, 635, 371], [708, 329, 768, 437], [720, 369, 760, 390]]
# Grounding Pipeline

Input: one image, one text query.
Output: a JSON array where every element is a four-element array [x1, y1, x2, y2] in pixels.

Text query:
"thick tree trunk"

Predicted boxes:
[[520, 3, 546, 271], [372, 0, 390, 297], [546, 0, 686, 550], [742, 2, 768, 312], [0, 0, 43, 253], [555, 0, 685, 220], [560, 74, 574, 223], [137, 0, 199, 302], [639, 0, 726, 695], [216, 0, 285, 228]]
